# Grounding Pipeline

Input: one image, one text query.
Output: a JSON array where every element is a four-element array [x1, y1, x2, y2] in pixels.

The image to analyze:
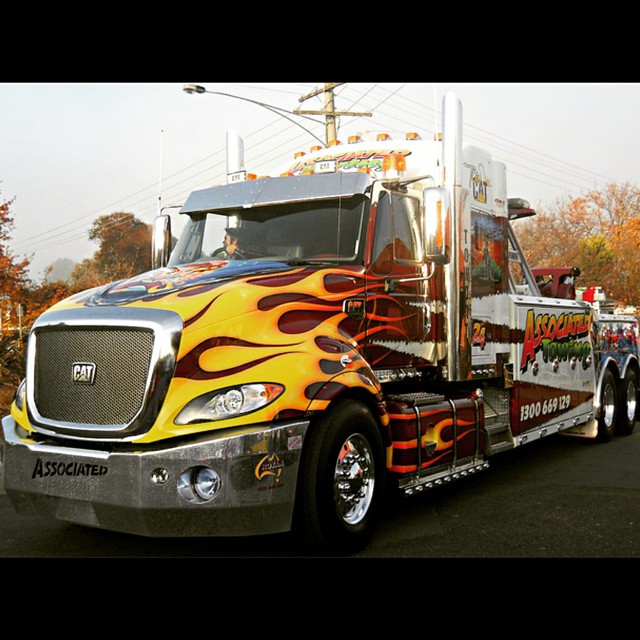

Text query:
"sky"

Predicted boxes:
[[1, 81, 640, 282]]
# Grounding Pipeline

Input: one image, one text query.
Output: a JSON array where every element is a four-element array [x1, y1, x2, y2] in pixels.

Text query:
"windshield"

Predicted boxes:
[[168, 195, 368, 267]]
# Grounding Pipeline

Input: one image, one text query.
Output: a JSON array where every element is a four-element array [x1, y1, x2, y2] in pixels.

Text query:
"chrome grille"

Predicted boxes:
[[33, 327, 154, 426], [27, 307, 182, 440]]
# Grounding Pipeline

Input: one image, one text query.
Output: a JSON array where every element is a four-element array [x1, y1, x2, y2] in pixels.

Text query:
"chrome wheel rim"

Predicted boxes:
[[627, 381, 637, 423], [603, 383, 615, 428], [334, 433, 375, 525]]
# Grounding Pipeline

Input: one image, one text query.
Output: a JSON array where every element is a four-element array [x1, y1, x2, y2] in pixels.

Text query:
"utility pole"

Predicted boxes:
[[295, 83, 371, 146]]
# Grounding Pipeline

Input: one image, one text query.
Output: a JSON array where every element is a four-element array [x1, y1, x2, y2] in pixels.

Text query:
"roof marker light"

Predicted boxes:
[[382, 153, 406, 178]]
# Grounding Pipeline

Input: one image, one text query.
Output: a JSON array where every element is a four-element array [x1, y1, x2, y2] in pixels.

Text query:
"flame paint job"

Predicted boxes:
[[46, 260, 428, 445], [385, 397, 481, 473]]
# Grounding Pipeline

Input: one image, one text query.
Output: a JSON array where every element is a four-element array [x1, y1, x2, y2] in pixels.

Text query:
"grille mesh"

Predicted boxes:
[[33, 327, 155, 426]]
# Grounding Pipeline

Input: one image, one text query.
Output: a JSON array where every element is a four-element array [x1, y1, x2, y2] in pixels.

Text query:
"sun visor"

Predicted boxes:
[[179, 171, 372, 215]]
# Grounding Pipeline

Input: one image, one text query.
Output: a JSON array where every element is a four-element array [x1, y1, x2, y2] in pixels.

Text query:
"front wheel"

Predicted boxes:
[[294, 399, 385, 555], [597, 369, 617, 443]]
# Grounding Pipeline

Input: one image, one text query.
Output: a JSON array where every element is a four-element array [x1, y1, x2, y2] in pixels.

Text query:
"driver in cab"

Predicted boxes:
[[213, 227, 246, 260]]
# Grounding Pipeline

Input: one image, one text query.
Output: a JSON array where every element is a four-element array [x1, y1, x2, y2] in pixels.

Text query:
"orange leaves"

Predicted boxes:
[[0, 193, 30, 303], [518, 182, 640, 306]]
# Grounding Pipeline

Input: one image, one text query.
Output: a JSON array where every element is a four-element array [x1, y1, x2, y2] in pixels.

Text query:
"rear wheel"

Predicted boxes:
[[294, 399, 385, 555], [616, 368, 638, 436], [597, 369, 617, 443]]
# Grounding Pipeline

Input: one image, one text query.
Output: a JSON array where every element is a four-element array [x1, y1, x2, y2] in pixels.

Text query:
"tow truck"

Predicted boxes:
[[2, 92, 637, 554]]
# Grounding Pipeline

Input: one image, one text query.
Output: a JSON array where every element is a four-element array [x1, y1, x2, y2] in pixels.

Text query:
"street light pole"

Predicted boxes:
[[182, 84, 325, 146]]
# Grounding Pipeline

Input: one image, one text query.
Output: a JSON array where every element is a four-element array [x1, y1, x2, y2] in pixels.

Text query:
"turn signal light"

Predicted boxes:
[[382, 153, 406, 175]]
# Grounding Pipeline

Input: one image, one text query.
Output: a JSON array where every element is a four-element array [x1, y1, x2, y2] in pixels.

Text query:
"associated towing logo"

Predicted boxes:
[[521, 309, 591, 372], [32, 459, 108, 479]]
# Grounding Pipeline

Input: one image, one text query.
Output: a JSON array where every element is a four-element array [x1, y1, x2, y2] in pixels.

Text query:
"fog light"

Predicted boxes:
[[177, 466, 221, 503], [194, 467, 221, 501]]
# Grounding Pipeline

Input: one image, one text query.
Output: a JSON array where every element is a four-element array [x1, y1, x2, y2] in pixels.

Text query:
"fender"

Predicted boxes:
[[303, 347, 391, 440]]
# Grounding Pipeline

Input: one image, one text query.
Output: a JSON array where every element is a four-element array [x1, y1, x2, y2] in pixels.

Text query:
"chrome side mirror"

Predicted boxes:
[[152, 214, 172, 269]]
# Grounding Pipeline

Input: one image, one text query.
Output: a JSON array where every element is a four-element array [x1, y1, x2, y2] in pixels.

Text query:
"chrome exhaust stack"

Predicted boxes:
[[442, 93, 471, 382]]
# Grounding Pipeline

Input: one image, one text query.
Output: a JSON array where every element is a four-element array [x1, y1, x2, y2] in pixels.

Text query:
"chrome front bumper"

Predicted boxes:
[[1, 415, 309, 537]]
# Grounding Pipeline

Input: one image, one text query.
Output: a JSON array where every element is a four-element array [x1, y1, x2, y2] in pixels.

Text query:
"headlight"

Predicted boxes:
[[14, 379, 26, 412], [175, 383, 284, 425]]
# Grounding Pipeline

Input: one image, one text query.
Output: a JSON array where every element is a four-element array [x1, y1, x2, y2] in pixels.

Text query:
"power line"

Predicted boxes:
[[336, 84, 615, 203], [11, 83, 628, 264]]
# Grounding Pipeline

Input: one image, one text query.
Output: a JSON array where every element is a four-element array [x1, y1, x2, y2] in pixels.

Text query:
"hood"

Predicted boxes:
[[32, 259, 381, 443], [50, 259, 371, 352], [72, 259, 295, 307]]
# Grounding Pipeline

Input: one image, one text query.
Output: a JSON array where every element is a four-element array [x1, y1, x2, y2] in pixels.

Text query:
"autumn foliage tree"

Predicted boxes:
[[0, 193, 30, 305], [70, 212, 151, 290], [517, 181, 640, 306], [0, 191, 31, 405]]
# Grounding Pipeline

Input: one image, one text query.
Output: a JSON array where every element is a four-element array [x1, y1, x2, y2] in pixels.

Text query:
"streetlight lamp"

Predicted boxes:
[[182, 84, 325, 146]]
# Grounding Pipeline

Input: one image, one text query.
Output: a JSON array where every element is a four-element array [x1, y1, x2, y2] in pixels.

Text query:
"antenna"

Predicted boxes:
[[158, 129, 165, 215], [433, 84, 439, 140]]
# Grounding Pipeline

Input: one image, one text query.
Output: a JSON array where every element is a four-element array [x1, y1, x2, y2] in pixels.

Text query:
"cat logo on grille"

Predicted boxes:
[[71, 362, 97, 385]]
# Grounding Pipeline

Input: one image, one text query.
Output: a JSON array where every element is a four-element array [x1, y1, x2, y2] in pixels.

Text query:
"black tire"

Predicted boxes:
[[616, 368, 638, 436], [597, 369, 617, 443], [294, 399, 385, 555]]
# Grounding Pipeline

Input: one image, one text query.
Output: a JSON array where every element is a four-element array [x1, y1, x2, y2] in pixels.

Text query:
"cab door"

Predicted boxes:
[[364, 185, 434, 370]]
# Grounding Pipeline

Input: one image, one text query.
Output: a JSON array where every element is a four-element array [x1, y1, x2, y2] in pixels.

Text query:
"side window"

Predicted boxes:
[[372, 193, 394, 274], [372, 192, 422, 274], [394, 196, 422, 262]]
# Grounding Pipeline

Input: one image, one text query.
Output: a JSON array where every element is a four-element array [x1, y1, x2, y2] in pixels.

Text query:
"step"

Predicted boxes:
[[387, 392, 446, 406], [484, 422, 515, 455]]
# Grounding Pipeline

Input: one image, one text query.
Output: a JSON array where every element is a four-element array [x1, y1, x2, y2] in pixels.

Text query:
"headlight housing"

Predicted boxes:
[[14, 379, 26, 412], [175, 383, 284, 425]]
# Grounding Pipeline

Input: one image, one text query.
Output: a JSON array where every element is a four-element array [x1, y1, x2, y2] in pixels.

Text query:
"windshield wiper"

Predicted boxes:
[[284, 258, 337, 266]]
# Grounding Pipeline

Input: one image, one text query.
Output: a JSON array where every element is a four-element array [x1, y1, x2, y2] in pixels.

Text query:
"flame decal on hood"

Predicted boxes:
[[175, 336, 303, 381], [47, 261, 443, 443], [84, 260, 295, 306]]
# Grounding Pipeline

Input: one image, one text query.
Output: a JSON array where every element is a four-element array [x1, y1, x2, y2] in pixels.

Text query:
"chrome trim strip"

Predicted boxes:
[[2, 415, 109, 458], [26, 307, 182, 441]]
